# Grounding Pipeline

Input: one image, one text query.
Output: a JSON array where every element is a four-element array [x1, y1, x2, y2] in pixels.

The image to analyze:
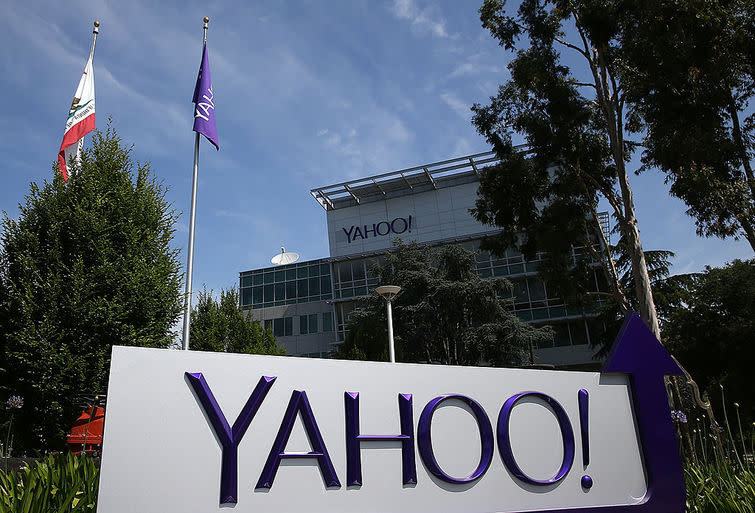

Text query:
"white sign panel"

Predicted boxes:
[[97, 314, 685, 513]]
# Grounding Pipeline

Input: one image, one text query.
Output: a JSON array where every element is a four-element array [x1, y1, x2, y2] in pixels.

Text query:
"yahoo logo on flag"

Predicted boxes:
[[194, 86, 215, 122], [192, 41, 219, 150], [342, 216, 413, 243], [186, 372, 584, 505]]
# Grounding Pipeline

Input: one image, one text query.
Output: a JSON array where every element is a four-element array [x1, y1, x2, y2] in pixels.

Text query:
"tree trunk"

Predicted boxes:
[[616, 170, 661, 338], [737, 215, 755, 253], [727, 96, 755, 253], [589, 41, 660, 339], [727, 96, 755, 204]]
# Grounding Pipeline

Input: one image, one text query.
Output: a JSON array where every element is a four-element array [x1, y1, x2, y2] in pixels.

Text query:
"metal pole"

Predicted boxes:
[[89, 21, 100, 60], [181, 18, 209, 351], [386, 299, 395, 363]]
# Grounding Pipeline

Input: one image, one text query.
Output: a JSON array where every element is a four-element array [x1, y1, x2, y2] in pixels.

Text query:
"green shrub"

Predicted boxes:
[[685, 461, 755, 513], [0, 453, 99, 512]]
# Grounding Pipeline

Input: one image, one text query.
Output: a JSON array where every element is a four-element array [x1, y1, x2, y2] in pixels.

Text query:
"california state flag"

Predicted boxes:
[[58, 55, 95, 182]]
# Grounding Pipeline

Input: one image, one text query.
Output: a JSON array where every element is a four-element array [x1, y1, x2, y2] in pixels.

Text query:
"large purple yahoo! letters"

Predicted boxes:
[[184, 312, 685, 512]]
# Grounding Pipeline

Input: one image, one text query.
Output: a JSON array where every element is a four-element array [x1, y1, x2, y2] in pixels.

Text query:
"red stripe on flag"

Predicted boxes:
[[60, 114, 96, 151], [58, 151, 69, 182], [57, 114, 96, 183]]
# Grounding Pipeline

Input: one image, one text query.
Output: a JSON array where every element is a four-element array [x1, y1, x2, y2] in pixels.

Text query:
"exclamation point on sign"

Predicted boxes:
[[578, 389, 593, 489]]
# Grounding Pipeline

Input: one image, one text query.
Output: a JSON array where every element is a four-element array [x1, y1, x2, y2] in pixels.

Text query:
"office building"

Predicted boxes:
[[240, 151, 606, 367]]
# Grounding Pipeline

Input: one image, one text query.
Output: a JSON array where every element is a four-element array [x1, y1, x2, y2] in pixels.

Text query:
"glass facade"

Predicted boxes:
[[263, 312, 333, 337], [240, 259, 332, 309], [245, 239, 605, 353], [535, 318, 594, 348], [333, 259, 381, 299], [264, 317, 294, 337], [326, 239, 606, 347]]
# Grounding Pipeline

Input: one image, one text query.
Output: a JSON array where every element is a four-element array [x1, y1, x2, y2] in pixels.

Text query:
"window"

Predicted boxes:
[[309, 277, 320, 295], [267, 317, 293, 337], [338, 262, 352, 283], [505, 248, 524, 263], [300, 313, 319, 335], [284, 317, 293, 336], [352, 261, 366, 281], [263, 284, 274, 302], [274, 283, 285, 301], [570, 320, 588, 345], [286, 281, 297, 300], [309, 313, 318, 334], [323, 312, 334, 332], [512, 279, 528, 304], [529, 279, 547, 302], [273, 318, 284, 337], [300, 315, 308, 335]]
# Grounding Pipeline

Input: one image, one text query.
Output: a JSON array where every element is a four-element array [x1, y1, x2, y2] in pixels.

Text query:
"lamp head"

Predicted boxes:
[[375, 285, 401, 301]]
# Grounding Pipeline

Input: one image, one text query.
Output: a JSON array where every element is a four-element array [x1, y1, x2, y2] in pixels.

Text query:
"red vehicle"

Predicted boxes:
[[67, 405, 105, 454]]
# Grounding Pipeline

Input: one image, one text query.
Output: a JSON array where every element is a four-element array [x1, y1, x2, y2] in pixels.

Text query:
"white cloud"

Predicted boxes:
[[307, 112, 415, 182], [449, 61, 502, 79], [440, 92, 471, 121], [392, 0, 414, 19], [391, 0, 452, 39]]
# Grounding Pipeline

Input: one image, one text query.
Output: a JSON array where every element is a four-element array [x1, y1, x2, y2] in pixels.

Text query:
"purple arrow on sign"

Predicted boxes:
[[508, 312, 686, 513]]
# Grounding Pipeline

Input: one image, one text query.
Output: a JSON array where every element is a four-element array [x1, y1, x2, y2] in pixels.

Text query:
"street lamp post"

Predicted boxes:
[[375, 285, 401, 363]]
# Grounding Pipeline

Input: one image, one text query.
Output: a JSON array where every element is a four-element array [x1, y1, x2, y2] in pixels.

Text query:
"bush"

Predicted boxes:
[[0, 127, 183, 451]]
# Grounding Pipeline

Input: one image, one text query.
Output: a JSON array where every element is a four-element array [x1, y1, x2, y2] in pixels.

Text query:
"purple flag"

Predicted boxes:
[[192, 42, 219, 150]]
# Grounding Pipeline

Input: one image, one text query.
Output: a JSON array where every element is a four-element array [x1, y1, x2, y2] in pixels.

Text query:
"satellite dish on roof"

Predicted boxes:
[[271, 247, 300, 266]]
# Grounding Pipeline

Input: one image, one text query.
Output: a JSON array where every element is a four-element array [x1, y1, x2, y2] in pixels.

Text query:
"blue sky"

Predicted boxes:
[[1, 0, 751, 298]]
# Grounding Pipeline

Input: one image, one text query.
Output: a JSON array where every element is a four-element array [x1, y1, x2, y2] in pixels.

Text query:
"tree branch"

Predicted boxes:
[[555, 36, 590, 59], [572, 12, 593, 66], [571, 80, 597, 89], [566, 162, 626, 225]]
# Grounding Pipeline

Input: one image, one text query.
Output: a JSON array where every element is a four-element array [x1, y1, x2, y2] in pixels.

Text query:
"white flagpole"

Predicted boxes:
[[89, 21, 100, 61], [182, 17, 209, 351]]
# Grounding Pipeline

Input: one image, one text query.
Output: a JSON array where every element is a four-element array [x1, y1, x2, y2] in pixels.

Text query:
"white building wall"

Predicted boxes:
[[327, 181, 492, 258]]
